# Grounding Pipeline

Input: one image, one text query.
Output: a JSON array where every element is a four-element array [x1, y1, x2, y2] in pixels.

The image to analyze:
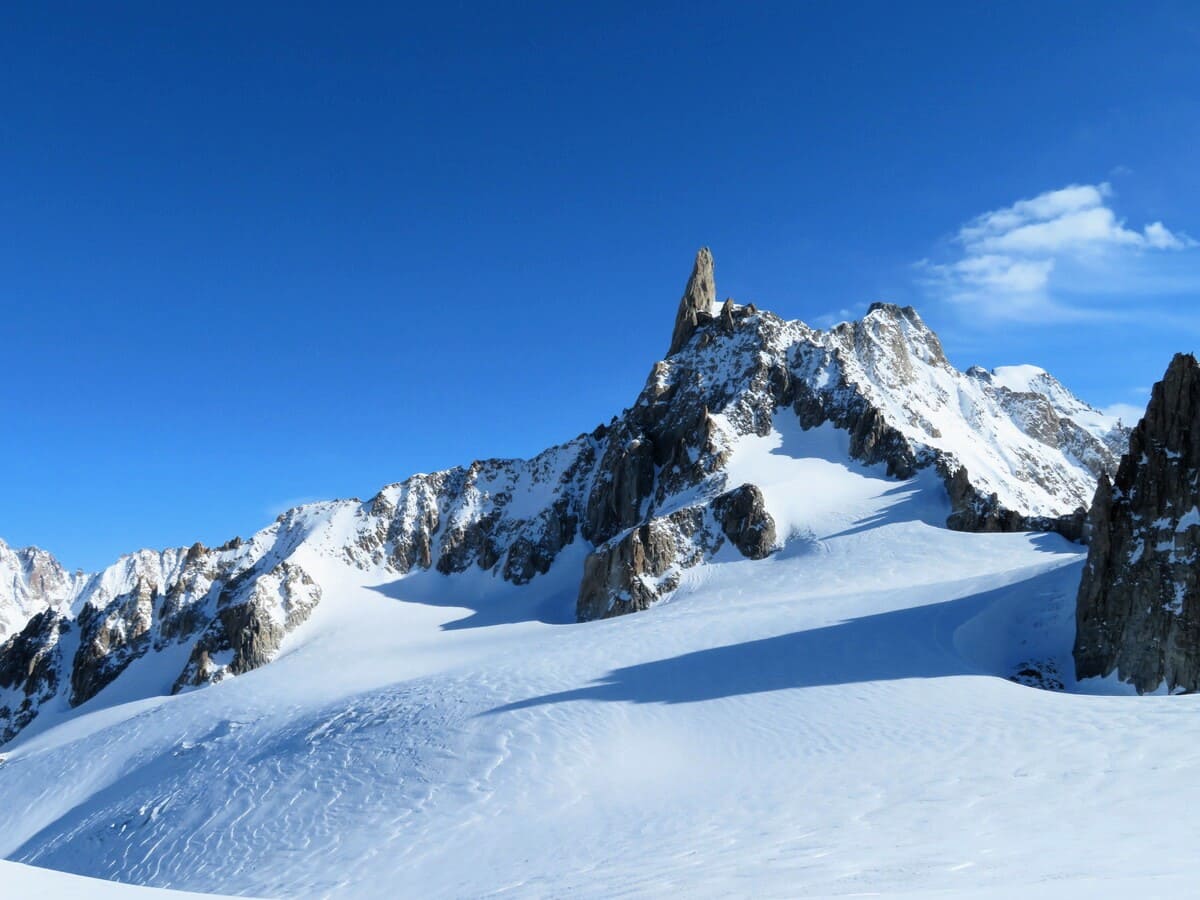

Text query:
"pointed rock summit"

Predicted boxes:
[[1075, 352, 1200, 693], [668, 247, 716, 355]]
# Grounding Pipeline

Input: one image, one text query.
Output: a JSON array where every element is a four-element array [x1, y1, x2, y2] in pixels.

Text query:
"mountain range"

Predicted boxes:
[[0, 249, 1128, 747]]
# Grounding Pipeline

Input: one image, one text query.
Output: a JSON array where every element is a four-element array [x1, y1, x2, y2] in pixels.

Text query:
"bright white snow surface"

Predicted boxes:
[[1, 424, 1194, 899], [0, 859, 247, 898]]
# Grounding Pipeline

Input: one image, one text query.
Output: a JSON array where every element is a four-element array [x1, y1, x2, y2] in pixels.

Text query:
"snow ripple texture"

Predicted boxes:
[[0, 424, 1189, 899]]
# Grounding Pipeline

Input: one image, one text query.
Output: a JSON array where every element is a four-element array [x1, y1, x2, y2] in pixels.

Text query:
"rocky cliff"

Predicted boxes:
[[1075, 353, 1200, 693], [0, 248, 1126, 744]]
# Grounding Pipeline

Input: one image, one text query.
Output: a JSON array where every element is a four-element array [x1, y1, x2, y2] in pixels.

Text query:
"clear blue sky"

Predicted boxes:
[[4, 2, 1200, 571]]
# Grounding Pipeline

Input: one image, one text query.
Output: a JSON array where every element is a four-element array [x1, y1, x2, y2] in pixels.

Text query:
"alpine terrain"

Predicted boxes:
[[3, 250, 1197, 899]]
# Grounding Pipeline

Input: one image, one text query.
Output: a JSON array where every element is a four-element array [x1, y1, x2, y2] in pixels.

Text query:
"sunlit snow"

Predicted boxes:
[[0, 423, 1192, 899]]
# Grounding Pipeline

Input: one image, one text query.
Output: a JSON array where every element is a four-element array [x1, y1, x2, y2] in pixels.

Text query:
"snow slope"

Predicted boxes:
[[2, 421, 1194, 898], [0, 860, 243, 899]]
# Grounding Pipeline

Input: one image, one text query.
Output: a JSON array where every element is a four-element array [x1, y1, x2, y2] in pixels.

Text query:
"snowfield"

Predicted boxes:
[[0, 859, 245, 898], [2, 424, 1197, 898]]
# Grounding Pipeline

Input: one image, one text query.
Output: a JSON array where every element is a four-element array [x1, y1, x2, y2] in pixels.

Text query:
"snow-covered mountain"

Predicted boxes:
[[0, 540, 84, 642], [0, 249, 1127, 748]]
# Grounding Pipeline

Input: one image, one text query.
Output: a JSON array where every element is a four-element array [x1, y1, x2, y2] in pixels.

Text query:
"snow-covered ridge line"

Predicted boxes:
[[0, 539, 87, 642], [0, 249, 1127, 746]]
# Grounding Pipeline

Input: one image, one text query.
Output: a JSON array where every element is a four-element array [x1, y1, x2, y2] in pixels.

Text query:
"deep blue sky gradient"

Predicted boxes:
[[4, 2, 1200, 570]]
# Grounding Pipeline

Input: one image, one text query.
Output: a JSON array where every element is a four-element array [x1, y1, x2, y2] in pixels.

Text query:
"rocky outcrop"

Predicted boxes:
[[0, 609, 70, 744], [1074, 353, 1200, 693], [71, 576, 157, 705], [942, 465, 1088, 541], [0, 528, 328, 742], [713, 484, 776, 559], [577, 506, 717, 621], [175, 561, 320, 690], [583, 423, 657, 544], [502, 500, 578, 584], [667, 247, 716, 356]]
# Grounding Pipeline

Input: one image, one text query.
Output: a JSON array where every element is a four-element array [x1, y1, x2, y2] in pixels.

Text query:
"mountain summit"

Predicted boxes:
[[0, 250, 1126, 744], [667, 246, 718, 355]]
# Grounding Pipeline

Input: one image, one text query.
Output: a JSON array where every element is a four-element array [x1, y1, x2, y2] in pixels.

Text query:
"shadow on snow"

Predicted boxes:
[[366, 563, 579, 630], [487, 551, 1083, 714]]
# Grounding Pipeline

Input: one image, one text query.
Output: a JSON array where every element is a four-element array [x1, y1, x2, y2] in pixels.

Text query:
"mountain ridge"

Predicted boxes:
[[0, 249, 1127, 745]]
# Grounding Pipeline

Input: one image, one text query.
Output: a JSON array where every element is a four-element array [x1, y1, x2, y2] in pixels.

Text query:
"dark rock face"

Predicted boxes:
[[713, 484, 776, 560], [437, 510, 503, 575], [174, 561, 320, 691], [503, 500, 577, 584], [793, 376, 922, 480], [576, 506, 714, 621], [583, 424, 657, 544], [70, 576, 156, 706], [942, 465, 1088, 541], [1075, 353, 1200, 693], [667, 247, 716, 356], [0, 610, 69, 744]]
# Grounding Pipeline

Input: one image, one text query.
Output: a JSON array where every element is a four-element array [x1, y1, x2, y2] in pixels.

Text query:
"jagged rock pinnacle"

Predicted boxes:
[[1074, 352, 1200, 692], [668, 247, 716, 356]]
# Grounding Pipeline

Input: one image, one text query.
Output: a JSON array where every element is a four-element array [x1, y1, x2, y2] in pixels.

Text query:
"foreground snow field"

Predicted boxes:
[[0, 859, 244, 898], [2, 424, 1197, 898]]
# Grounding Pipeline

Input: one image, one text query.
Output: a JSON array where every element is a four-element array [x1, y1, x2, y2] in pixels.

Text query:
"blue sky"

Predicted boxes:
[[4, 2, 1200, 571]]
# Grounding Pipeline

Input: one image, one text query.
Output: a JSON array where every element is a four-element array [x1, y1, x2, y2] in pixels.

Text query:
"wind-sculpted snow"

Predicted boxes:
[[0, 250, 1126, 748], [2, 454, 1193, 898]]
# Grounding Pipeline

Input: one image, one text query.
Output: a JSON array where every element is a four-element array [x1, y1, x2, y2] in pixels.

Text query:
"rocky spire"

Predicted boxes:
[[1074, 352, 1200, 693], [668, 247, 716, 356]]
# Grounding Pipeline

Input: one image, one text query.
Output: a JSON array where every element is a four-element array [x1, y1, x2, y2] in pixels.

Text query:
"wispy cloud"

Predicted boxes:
[[918, 183, 1198, 322], [813, 302, 868, 330], [1101, 402, 1146, 426], [1100, 386, 1152, 426]]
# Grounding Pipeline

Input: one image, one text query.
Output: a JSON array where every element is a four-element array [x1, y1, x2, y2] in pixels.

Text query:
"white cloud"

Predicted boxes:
[[1101, 402, 1146, 426], [960, 184, 1108, 246], [1143, 221, 1191, 250], [920, 182, 1198, 321], [953, 255, 1055, 293]]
